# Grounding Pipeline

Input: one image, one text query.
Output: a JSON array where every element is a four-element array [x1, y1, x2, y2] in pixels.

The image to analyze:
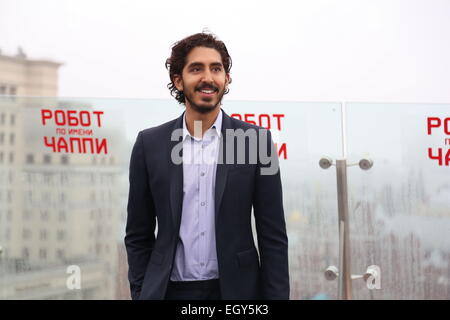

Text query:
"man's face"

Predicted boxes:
[[174, 46, 230, 114]]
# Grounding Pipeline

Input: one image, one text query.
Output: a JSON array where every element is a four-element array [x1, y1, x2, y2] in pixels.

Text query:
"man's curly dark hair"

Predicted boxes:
[[165, 32, 232, 104]]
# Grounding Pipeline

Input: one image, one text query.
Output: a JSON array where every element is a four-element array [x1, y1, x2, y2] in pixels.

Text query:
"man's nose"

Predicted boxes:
[[201, 69, 213, 82]]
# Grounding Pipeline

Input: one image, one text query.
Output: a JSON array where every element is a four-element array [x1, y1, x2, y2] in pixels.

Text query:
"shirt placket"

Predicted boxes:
[[200, 136, 211, 276]]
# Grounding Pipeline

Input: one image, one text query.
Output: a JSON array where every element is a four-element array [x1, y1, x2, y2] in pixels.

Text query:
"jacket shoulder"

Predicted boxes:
[[139, 118, 178, 141]]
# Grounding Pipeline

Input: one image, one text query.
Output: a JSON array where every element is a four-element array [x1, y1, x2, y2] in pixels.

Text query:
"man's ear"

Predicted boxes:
[[225, 73, 231, 87], [174, 75, 183, 91]]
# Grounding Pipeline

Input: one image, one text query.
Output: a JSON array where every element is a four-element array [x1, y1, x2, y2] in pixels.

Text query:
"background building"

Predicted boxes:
[[0, 48, 61, 97], [0, 50, 126, 299]]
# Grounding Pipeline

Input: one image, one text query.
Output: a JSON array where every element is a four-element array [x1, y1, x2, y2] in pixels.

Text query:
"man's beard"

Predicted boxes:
[[184, 88, 225, 114]]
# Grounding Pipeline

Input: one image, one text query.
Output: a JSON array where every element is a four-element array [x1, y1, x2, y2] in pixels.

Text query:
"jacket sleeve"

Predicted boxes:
[[252, 129, 290, 299], [124, 131, 156, 300]]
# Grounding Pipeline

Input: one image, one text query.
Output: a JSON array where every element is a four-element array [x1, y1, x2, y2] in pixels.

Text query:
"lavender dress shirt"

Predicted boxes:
[[169, 110, 222, 281]]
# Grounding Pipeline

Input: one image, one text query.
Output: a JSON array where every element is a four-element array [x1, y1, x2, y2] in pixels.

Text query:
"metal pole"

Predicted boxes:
[[336, 159, 352, 300]]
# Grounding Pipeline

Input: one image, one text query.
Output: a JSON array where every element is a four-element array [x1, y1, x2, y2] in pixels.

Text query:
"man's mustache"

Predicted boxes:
[[196, 84, 218, 91]]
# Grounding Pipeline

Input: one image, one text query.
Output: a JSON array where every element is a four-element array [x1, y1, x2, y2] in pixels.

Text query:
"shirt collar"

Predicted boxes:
[[182, 108, 223, 141]]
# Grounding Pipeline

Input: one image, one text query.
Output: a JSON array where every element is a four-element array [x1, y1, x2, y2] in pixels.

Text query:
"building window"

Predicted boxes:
[[43, 173, 51, 184], [0, 132, 4, 144], [40, 210, 49, 221], [41, 192, 50, 202], [0, 85, 6, 95], [39, 248, 47, 260], [58, 210, 66, 222], [1, 247, 7, 258], [40, 230, 47, 240], [9, 152, 13, 164], [0, 152, 3, 163], [0, 113, 5, 124], [9, 133, 14, 145], [61, 155, 69, 165], [9, 86, 17, 96], [23, 210, 32, 220], [43, 154, 51, 164], [26, 154, 34, 164], [57, 230, 66, 241], [60, 173, 69, 185], [10, 113, 15, 125], [22, 248, 30, 259], [22, 228, 32, 240], [56, 249, 64, 260]]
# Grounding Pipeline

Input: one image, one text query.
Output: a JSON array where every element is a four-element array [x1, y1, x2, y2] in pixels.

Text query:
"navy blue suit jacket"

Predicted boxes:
[[124, 109, 289, 300]]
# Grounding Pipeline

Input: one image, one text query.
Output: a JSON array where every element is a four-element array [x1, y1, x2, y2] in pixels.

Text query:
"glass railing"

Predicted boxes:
[[0, 97, 448, 299], [345, 103, 450, 299]]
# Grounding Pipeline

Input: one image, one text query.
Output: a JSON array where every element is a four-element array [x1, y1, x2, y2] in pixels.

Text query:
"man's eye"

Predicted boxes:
[[191, 67, 200, 72], [213, 67, 222, 72]]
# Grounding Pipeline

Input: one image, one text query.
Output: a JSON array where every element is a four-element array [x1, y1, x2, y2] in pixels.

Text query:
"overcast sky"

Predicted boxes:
[[1, 0, 450, 103]]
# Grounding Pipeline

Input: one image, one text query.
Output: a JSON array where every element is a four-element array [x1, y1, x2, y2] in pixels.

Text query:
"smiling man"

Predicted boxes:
[[125, 32, 289, 300]]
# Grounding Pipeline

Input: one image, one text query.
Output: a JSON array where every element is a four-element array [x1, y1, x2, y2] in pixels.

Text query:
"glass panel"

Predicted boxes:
[[346, 103, 450, 299], [0, 96, 129, 299], [0, 97, 342, 299], [225, 101, 342, 299]]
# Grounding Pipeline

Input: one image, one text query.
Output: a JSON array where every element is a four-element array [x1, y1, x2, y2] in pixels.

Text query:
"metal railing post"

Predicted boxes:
[[336, 159, 352, 300]]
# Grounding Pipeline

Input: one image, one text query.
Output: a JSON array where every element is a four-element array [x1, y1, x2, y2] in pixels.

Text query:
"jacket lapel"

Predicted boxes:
[[169, 113, 184, 232], [214, 110, 233, 224]]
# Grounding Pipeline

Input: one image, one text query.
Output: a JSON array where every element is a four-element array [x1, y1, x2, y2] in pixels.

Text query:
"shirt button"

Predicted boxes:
[[201, 202, 205, 206], [200, 172, 205, 176], [200, 263, 205, 267], [201, 232, 205, 236]]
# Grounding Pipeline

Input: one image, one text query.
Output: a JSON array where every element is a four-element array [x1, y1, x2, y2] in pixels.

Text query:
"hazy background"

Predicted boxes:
[[1, 0, 449, 103]]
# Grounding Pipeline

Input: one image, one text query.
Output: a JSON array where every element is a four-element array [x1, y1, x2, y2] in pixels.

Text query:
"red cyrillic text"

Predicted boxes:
[[231, 113, 285, 130], [428, 147, 450, 166], [41, 109, 104, 127], [44, 136, 108, 154]]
